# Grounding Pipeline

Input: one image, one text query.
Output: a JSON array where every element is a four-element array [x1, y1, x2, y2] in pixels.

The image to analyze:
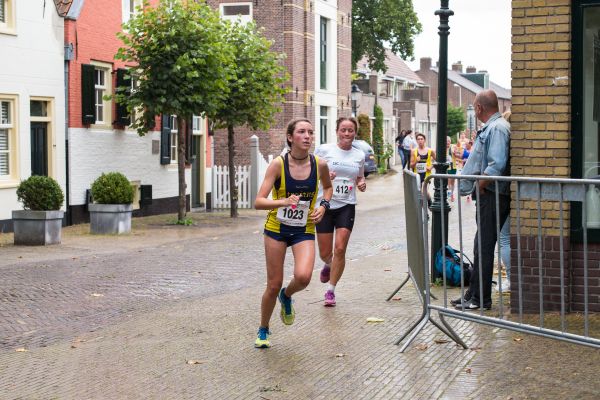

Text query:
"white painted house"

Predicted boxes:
[[0, 0, 66, 232]]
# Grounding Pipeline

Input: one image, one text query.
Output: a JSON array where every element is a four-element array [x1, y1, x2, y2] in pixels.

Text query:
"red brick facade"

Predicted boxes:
[[208, 0, 352, 165]]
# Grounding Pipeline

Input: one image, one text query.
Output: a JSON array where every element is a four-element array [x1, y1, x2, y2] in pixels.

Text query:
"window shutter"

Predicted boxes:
[[81, 64, 96, 125], [185, 117, 193, 163], [115, 68, 131, 126], [160, 114, 171, 165]]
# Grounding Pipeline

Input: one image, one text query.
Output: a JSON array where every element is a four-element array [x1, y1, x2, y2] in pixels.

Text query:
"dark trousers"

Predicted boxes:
[[470, 190, 510, 305], [402, 149, 411, 169]]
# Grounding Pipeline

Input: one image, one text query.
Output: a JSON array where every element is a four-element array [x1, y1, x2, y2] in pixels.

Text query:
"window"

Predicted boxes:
[[0, 97, 17, 182], [169, 115, 178, 163], [0, 0, 15, 34], [122, 0, 142, 24], [320, 17, 328, 90], [319, 106, 328, 144], [573, 1, 600, 238], [220, 3, 252, 24], [81, 62, 112, 126], [94, 69, 106, 124]]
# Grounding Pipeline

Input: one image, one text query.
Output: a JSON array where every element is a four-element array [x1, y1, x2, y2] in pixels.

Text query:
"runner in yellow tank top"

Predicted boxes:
[[253, 118, 333, 349], [410, 132, 436, 185]]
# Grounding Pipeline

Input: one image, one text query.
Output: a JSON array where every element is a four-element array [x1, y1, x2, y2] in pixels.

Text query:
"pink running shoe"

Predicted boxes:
[[324, 290, 336, 307], [320, 264, 331, 283]]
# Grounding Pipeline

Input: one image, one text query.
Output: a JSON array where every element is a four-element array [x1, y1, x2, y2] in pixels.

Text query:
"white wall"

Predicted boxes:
[[314, 0, 338, 145], [69, 128, 190, 206], [0, 2, 65, 221]]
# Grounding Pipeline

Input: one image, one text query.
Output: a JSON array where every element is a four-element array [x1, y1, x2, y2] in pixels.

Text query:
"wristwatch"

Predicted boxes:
[[319, 199, 331, 210]]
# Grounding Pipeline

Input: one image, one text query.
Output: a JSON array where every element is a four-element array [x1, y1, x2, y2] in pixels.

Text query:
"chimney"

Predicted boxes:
[[466, 66, 476, 73], [452, 61, 463, 73], [420, 57, 432, 71]]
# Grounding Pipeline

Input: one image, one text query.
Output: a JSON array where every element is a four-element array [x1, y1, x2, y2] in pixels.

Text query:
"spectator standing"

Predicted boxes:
[[453, 90, 511, 310]]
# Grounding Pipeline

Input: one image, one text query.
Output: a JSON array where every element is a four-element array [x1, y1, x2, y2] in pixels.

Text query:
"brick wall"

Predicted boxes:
[[511, 0, 600, 313], [209, 0, 351, 165]]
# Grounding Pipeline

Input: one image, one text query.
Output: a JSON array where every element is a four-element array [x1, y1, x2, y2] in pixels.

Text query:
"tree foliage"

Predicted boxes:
[[447, 104, 466, 142], [114, 0, 234, 221], [372, 104, 384, 167], [212, 21, 288, 218], [352, 0, 422, 73], [115, 0, 234, 134], [357, 113, 371, 143]]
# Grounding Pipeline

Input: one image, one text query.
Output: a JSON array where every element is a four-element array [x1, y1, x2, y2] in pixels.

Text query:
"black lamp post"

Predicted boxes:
[[351, 84, 361, 117], [430, 0, 454, 280]]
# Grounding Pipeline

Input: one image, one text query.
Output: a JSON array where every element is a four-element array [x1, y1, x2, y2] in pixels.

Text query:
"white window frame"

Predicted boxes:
[[169, 115, 178, 164], [0, 95, 18, 185], [0, 0, 16, 35], [122, 0, 142, 25], [91, 61, 112, 127], [219, 2, 253, 24]]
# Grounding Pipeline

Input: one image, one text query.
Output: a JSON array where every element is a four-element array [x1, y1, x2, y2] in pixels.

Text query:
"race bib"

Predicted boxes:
[[416, 162, 427, 173], [333, 177, 354, 201], [277, 200, 310, 227]]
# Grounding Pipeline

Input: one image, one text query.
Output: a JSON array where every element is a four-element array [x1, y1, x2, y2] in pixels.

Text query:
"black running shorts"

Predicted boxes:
[[316, 204, 356, 233]]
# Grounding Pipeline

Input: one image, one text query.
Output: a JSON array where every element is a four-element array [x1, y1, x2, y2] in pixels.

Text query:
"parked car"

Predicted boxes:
[[352, 139, 378, 177]]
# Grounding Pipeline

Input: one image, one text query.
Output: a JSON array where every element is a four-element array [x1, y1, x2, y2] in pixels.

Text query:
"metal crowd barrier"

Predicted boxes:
[[396, 170, 600, 352]]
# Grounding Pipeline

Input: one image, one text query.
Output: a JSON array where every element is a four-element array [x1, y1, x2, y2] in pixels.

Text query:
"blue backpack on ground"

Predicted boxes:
[[434, 245, 473, 287]]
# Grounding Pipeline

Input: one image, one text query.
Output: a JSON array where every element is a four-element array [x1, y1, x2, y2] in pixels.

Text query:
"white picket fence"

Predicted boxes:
[[212, 165, 251, 209], [211, 135, 276, 209]]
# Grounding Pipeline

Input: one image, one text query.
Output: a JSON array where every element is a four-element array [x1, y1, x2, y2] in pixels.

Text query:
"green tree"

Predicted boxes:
[[357, 113, 371, 143], [372, 104, 384, 168], [114, 0, 234, 221], [212, 21, 288, 218], [447, 104, 466, 142], [352, 0, 422, 73]]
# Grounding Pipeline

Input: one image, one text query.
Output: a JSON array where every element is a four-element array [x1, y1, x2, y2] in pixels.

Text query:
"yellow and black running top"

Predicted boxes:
[[264, 153, 320, 235]]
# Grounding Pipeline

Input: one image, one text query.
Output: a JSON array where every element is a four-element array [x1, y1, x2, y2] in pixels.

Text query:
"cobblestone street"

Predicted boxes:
[[1, 169, 599, 399]]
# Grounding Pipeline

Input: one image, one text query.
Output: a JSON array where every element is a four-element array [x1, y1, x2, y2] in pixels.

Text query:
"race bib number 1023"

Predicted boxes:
[[277, 200, 310, 227]]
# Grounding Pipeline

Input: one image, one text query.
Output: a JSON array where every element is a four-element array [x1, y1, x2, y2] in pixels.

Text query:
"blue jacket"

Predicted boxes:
[[459, 112, 510, 196]]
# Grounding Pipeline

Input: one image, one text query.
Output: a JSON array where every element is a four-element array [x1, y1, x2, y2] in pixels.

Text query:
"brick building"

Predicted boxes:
[[353, 50, 435, 165], [63, 0, 211, 224], [208, 0, 352, 165], [511, 0, 600, 312], [416, 57, 511, 131]]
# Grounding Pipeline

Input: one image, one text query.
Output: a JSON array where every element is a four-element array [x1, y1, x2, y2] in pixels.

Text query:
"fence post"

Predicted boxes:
[[250, 135, 260, 208]]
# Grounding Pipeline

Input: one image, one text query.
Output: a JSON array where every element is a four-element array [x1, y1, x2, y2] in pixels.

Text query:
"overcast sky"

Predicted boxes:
[[405, 0, 512, 89]]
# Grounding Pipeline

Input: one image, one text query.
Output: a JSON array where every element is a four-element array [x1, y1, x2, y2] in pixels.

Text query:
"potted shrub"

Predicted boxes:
[[13, 175, 65, 245], [89, 172, 134, 235]]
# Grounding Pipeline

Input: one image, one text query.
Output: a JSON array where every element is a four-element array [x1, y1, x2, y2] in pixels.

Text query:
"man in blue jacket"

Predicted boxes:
[[453, 90, 511, 310]]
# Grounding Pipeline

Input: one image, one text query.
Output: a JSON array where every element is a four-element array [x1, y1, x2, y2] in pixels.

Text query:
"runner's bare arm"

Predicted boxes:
[[254, 158, 299, 210], [410, 151, 417, 169]]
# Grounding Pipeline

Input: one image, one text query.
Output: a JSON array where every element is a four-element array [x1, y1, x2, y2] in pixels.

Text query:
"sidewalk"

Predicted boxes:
[[1, 169, 599, 399]]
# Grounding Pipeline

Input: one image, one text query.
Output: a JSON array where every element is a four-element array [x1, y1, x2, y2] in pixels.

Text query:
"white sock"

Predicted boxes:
[[327, 284, 336, 293]]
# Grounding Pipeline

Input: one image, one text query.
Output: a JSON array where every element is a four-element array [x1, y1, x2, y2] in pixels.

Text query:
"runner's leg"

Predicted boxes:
[[260, 235, 287, 328], [330, 228, 352, 286], [286, 239, 316, 296]]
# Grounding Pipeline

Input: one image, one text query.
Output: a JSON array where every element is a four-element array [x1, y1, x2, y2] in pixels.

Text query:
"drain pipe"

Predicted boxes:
[[64, 43, 73, 225]]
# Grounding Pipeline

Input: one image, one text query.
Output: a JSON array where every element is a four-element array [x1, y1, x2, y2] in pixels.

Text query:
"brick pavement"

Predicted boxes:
[[0, 169, 599, 399]]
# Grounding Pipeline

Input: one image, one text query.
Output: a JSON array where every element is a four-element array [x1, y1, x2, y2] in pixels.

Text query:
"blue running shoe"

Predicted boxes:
[[254, 326, 271, 348], [278, 287, 295, 325]]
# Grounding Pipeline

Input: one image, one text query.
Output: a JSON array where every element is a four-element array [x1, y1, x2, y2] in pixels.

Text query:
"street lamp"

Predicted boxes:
[[453, 83, 462, 107], [466, 104, 475, 133], [351, 84, 361, 117], [431, 0, 454, 281]]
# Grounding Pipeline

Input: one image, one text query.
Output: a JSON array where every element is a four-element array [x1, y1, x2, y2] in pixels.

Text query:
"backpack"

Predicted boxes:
[[434, 245, 473, 287]]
